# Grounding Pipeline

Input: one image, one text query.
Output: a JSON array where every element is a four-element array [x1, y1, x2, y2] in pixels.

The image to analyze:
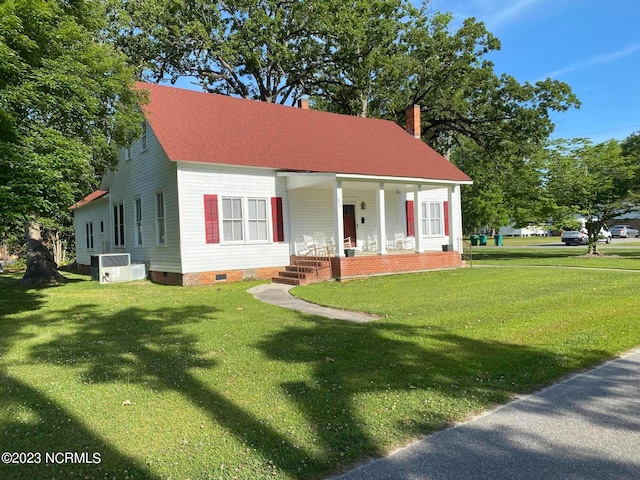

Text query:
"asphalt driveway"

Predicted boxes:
[[330, 349, 640, 480]]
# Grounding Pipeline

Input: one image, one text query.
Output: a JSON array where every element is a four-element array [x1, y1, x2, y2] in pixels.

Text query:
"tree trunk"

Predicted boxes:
[[21, 220, 66, 286]]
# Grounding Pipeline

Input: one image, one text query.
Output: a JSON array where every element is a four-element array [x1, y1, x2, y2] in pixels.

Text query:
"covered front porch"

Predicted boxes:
[[281, 171, 466, 256], [272, 171, 468, 284]]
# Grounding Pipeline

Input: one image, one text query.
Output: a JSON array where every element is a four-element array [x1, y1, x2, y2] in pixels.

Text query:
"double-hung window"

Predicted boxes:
[[421, 201, 443, 236], [247, 198, 268, 241], [134, 198, 143, 246], [85, 222, 94, 250], [222, 197, 244, 242], [156, 192, 166, 245], [113, 202, 125, 247], [141, 122, 148, 151], [429, 202, 443, 235]]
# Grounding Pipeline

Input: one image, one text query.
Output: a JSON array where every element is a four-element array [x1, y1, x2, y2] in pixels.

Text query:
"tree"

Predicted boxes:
[[106, 0, 580, 234], [0, 0, 144, 285], [451, 138, 550, 234], [107, 0, 338, 104], [543, 139, 639, 254], [108, 1, 578, 146]]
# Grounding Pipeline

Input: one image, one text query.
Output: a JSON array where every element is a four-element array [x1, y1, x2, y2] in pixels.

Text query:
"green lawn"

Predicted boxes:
[[465, 244, 640, 269], [1, 262, 640, 479]]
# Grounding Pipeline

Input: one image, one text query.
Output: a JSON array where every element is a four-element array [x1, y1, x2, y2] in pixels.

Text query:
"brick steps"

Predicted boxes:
[[272, 256, 332, 286]]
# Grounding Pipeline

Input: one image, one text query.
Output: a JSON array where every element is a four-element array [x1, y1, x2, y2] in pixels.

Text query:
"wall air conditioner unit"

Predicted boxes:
[[91, 253, 131, 284]]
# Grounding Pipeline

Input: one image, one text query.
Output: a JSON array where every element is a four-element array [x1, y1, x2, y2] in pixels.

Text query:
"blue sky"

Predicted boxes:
[[427, 0, 640, 143]]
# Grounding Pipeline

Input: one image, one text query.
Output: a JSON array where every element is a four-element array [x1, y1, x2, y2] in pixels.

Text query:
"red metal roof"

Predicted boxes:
[[136, 82, 472, 183], [69, 189, 108, 210]]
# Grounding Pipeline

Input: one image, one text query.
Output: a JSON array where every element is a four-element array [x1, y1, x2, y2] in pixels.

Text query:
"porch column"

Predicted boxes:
[[376, 183, 387, 255], [413, 185, 424, 253], [334, 179, 345, 257], [447, 185, 457, 251]]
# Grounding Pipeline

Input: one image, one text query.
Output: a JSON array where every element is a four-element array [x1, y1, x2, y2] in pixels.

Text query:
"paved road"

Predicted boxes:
[[330, 349, 640, 480]]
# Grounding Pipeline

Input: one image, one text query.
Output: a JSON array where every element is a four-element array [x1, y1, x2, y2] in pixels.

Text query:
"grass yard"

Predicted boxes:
[[1, 262, 640, 479], [465, 244, 640, 269]]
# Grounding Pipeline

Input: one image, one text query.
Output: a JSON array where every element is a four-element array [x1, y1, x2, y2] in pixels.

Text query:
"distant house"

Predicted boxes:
[[70, 83, 472, 285], [499, 222, 550, 237]]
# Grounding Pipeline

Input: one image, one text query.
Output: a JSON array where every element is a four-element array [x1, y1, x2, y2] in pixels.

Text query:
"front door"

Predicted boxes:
[[343, 204, 357, 247]]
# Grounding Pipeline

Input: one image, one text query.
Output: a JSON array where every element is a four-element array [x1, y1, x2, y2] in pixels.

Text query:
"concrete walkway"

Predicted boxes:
[[247, 283, 378, 323], [330, 348, 640, 480]]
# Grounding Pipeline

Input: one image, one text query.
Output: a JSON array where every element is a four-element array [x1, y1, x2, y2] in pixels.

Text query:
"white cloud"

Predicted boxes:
[[544, 43, 640, 79], [427, 0, 551, 30], [484, 0, 546, 29]]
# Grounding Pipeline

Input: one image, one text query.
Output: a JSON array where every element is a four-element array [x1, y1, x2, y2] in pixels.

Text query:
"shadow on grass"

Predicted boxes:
[[0, 275, 46, 317], [0, 275, 619, 479], [3, 293, 328, 478], [0, 374, 154, 479], [333, 354, 640, 480], [256, 316, 611, 477]]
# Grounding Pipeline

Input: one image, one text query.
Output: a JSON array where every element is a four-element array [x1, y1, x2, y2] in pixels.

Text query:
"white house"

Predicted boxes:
[[71, 83, 472, 285]]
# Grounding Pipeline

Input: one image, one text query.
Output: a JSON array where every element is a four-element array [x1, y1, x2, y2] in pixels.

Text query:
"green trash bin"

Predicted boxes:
[[470, 235, 479, 246], [494, 234, 503, 246], [479, 234, 488, 246]]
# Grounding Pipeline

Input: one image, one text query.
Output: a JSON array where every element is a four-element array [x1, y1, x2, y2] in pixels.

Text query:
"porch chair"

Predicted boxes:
[[366, 235, 378, 252], [313, 232, 332, 255], [297, 234, 318, 255], [394, 233, 414, 250]]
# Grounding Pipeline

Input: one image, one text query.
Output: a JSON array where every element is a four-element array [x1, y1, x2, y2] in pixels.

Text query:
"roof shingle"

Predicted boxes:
[[136, 82, 472, 183]]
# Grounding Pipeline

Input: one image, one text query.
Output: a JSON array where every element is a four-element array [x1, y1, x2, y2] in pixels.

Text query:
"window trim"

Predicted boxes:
[[247, 197, 269, 242], [85, 221, 94, 250], [141, 122, 148, 151], [134, 197, 143, 247], [156, 191, 166, 246], [113, 202, 125, 248], [221, 196, 245, 243], [421, 201, 445, 237]]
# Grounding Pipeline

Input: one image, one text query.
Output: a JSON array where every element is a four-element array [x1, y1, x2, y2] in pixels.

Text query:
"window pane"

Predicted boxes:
[[430, 203, 440, 219], [257, 199, 267, 219], [248, 199, 257, 219], [233, 220, 243, 241], [249, 221, 258, 240], [158, 219, 165, 245], [223, 220, 233, 241], [222, 199, 232, 219], [257, 221, 268, 240], [157, 193, 164, 217], [232, 199, 242, 217]]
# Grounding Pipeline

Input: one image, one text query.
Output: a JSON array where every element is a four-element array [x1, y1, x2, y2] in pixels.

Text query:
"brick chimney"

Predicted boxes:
[[297, 98, 309, 109], [406, 104, 420, 139]]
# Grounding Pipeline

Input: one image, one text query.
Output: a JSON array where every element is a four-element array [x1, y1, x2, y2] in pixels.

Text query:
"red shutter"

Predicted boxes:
[[271, 197, 285, 242], [444, 201, 450, 236], [204, 195, 220, 244], [406, 200, 415, 237]]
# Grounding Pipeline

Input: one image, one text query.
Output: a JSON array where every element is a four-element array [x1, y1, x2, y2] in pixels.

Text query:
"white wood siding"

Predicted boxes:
[[409, 186, 463, 251], [102, 124, 182, 272], [177, 163, 291, 274], [73, 198, 111, 265], [289, 184, 417, 252]]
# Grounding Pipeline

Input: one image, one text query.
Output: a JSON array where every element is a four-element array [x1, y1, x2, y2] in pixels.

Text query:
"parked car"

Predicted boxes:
[[561, 225, 612, 246], [610, 225, 639, 238]]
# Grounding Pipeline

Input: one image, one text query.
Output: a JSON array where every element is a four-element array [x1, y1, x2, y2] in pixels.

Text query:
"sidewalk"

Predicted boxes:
[[330, 348, 640, 480], [247, 283, 378, 323]]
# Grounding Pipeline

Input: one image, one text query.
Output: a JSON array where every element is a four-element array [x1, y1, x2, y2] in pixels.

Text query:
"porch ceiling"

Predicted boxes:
[[278, 171, 458, 192]]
